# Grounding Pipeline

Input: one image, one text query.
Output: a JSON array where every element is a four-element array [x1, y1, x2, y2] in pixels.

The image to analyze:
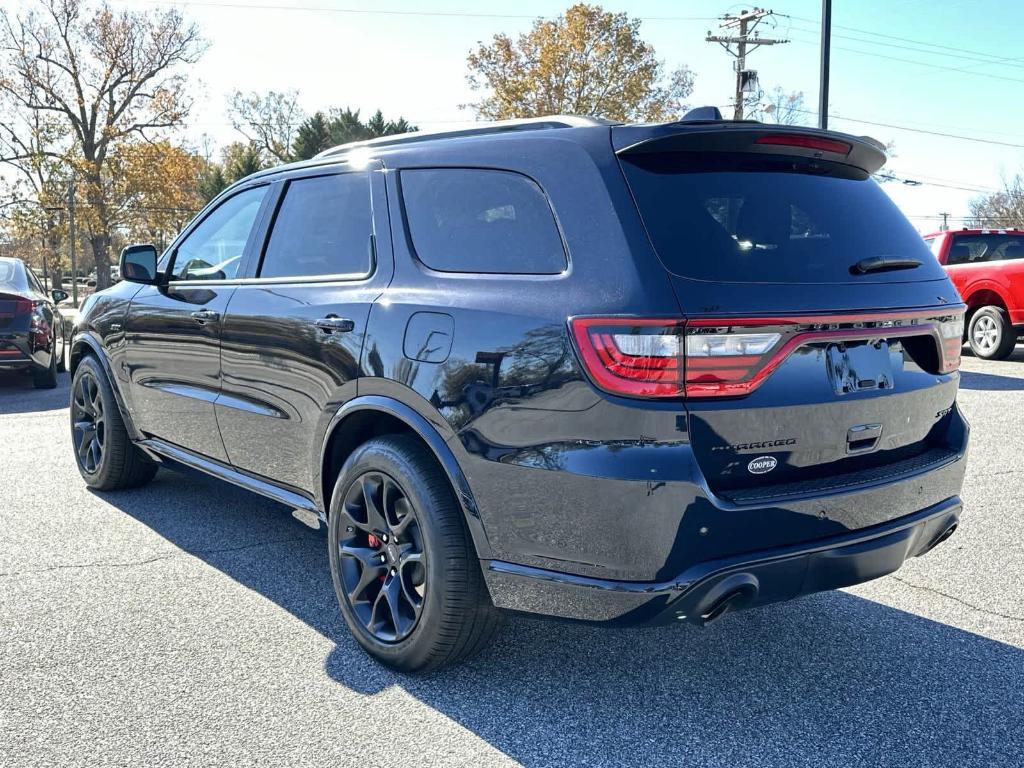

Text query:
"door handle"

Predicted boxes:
[[190, 309, 220, 324], [314, 316, 355, 333]]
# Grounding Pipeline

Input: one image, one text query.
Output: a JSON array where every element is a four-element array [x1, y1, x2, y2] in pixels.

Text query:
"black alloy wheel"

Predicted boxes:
[[336, 471, 427, 643], [72, 370, 105, 474], [69, 356, 157, 490], [327, 435, 502, 671]]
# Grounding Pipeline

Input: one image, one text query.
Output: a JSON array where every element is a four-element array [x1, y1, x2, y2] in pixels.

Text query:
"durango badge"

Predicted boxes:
[[747, 456, 778, 475]]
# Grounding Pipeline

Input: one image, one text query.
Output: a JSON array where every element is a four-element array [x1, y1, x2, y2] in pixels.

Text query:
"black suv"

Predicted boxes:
[[69, 112, 969, 671]]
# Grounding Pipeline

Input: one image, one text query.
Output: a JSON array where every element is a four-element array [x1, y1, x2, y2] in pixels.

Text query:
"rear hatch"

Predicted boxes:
[[611, 123, 966, 501]]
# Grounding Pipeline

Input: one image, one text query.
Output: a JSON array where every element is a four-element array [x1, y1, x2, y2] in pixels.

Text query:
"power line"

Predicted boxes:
[[785, 35, 1024, 86], [118, 0, 716, 22], [785, 23, 1024, 72], [785, 13, 1024, 67], [791, 108, 1024, 149]]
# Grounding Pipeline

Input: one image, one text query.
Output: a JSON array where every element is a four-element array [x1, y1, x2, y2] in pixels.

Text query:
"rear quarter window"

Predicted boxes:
[[400, 169, 567, 274]]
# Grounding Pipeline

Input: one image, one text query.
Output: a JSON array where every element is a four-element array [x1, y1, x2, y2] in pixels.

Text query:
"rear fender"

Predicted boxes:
[[318, 394, 492, 560]]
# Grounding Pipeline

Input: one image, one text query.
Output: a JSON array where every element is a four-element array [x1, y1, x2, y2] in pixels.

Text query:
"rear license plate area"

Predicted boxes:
[[826, 341, 894, 395]]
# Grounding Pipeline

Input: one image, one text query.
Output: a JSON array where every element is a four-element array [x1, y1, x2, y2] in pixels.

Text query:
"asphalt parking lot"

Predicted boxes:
[[1, 352, 1021, 768]]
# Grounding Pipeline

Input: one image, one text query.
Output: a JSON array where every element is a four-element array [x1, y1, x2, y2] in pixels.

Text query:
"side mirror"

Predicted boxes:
[[120, 244, 160, 285], [51, 288, 69, 304]]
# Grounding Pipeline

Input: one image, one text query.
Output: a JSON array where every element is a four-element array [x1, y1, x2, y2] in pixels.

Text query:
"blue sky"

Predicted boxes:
[[108, 0, 1024, 231]]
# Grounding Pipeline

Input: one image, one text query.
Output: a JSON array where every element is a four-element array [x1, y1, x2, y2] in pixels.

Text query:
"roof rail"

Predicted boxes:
[[314, 115, 617, 158]]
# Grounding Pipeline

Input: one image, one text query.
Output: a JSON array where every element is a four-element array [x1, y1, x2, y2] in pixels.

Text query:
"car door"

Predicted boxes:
[[124, 184, 271, 462], [216, 163, 393, 494]]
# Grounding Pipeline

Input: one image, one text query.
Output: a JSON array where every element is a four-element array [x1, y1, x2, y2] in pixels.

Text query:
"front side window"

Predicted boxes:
[[172, 186, 267, 281], [258, 173, 373, 280], [400, 169, 567, 274]]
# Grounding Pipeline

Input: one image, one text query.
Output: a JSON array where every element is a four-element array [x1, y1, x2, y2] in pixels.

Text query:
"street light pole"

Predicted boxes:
[[818, 0, 832, 130]]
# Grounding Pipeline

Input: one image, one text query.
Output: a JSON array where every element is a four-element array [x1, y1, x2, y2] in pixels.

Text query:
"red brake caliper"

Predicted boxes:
[[367, 534, 386, 582]]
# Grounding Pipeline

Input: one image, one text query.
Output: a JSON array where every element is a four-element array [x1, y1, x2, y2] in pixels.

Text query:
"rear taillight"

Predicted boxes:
[[572, 311, 965, 399], [570, 318, 685, 397], [683, 326, 784, 396], [14, 297, 35, 314], [937, 315, 964, 372]]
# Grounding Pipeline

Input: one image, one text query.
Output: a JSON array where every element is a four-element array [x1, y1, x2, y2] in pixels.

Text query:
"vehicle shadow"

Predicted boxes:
[[0, 370, 70, 415], [102, 469, 1023, 768], [959, 369, 1024, 391]]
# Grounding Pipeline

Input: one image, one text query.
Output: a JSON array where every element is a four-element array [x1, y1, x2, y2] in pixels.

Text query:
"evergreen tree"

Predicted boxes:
[[291, 112, 333, 161], [222, 142, 266, 184]]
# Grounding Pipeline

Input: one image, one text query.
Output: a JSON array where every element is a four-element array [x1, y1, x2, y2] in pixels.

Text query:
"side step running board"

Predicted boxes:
[[139, 438, 325, 523]]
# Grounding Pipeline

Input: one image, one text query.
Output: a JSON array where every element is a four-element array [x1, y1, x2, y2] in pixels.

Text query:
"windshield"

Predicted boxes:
[[619, 153, 947, 284]]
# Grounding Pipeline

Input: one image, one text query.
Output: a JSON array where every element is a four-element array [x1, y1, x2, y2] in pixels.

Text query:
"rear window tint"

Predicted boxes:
[[948, 233, 1024, 264], [0, 260, 21, 287], [620, 153, 947, 284], [400, 169, 566, 274], [260, 173, 372, 279]]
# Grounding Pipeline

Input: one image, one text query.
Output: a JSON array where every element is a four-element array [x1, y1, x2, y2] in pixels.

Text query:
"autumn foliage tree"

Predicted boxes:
[[0, 0, 205, 288], [465, 3, 694, 122]]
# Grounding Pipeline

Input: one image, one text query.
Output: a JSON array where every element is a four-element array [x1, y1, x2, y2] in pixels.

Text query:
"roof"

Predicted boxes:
[[923, 229, 1024, 237], [314, 115, 618, 159]]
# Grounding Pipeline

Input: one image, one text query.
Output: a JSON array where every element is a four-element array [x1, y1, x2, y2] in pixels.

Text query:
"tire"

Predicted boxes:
[[967, 306, 1017, 360], [328, 434, 502, 672], [32, 344, 58, 389], [70, 355, 158, 490]]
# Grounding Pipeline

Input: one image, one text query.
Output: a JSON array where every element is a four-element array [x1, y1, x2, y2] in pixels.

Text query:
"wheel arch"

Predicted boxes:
[[318, 395, 492, 559], [69, 332, 143, 442], [963, 287, 1010, 316]]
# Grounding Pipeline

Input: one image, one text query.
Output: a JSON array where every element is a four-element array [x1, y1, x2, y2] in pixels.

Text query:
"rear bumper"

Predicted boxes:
[[0, 329, 46, 371], [482, 495, 961, 625]]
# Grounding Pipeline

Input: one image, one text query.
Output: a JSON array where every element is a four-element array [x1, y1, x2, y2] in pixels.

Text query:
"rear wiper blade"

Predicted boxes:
[[850, 256, 923, 275]]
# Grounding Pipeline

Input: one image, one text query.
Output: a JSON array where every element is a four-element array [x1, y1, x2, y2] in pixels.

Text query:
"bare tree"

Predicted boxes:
[[0, 0, 206, 288], [227, 89, 303, 163], [760, 87, 806, 125], [969, 174, 1024, 229]]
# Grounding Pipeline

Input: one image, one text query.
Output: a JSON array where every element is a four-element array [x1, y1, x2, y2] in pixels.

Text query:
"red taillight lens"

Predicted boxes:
[[570, 318, 685, 397], [937, 315, 964, 372], [14, 297, 35, 314], [755, 134, 852, 155]]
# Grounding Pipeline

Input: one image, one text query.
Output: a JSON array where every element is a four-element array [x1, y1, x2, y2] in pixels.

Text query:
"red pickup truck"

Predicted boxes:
[[924, 228, 1024, 359]]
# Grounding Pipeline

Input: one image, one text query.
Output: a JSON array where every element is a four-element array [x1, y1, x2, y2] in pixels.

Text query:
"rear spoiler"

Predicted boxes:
[[612, 123, 887, 175]]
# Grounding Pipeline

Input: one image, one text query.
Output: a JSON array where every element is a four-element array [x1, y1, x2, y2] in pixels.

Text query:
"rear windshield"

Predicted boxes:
[[947, 233, 1024, 264], [620, 153, 947, 284], [0, 259, 25, 290]]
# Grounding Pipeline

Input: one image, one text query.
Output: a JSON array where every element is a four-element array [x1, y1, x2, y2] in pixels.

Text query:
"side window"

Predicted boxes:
[[400, 169, 567, 274], [946, 236, 973, 265], [258, 173, 372, 280], [171, 186, 267, 281], [998, 238, 1024, 261], [26, 267, 45, 293]]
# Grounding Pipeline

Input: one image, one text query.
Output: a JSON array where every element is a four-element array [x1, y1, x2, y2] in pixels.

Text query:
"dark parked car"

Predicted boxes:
[[0, 257, 68, 388], [68, 111, 969, 671]]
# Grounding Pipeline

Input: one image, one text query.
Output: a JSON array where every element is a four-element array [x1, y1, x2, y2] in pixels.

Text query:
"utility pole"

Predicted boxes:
[[940, 212, 950, 231], [706, 8, 789, 120], [818, 0, 832, 129], [68, 182, 78, 308]]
